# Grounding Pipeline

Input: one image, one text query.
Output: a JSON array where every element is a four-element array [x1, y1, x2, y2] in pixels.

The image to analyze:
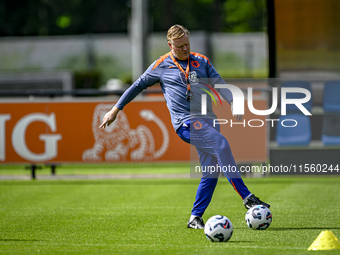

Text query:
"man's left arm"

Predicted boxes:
[[206, 62, 232, 104], [207, 61, 243, 121]]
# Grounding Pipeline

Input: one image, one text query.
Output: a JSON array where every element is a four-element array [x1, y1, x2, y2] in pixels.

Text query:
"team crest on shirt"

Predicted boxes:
[[191, 61, 200, 68], [189, 71, 199, 85], [193, 120, 202, 130]]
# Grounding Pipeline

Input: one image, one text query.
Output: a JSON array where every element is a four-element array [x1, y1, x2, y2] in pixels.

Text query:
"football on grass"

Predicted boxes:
[[245, 205, 272, 230], [204, 215, 233, 242]]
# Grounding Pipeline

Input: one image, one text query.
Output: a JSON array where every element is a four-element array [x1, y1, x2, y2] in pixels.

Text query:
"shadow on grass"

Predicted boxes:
[[269, 227, 340, 231], [227, 240, 256, 244], [0, 179, 199, 187], [0, 239, 42, 242]]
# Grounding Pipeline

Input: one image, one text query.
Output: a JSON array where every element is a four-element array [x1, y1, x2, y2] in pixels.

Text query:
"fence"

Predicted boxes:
[[0, 32, 268, 86]]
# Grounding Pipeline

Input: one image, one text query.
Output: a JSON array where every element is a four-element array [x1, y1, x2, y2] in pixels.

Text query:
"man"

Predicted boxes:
[[99, 24, 270, 229]]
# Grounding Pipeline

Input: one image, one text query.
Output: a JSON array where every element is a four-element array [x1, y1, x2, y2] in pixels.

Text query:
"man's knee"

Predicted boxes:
[[216, 137, 232, 155]]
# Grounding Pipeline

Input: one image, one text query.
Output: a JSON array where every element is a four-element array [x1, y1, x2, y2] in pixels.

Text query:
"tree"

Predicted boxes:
[[224, 0, 266, 32], [0, 0, 266, 36]]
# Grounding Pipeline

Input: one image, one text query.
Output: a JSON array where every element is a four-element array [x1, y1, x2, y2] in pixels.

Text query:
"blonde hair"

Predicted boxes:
[[167, 24, 189, 43]]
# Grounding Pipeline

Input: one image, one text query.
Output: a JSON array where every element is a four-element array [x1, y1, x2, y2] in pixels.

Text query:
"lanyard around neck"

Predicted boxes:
[[170, 51, 191, 91]]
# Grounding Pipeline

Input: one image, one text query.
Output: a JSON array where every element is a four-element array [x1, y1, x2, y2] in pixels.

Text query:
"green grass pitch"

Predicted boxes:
[[0, 168, 339, 254]]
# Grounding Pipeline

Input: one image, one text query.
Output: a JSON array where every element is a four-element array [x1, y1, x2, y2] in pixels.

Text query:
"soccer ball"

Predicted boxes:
[[204, 215, 233, 242], [245, 205, 272, 230]]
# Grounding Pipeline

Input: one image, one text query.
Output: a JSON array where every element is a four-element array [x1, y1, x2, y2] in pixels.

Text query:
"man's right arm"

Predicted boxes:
[[99, 60, 161, 129], [99, 106, 120, 128], [116, 61, 160, 109]]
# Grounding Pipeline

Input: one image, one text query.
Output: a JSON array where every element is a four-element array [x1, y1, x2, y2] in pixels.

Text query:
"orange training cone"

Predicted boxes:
[[308, 230, 340, 251]]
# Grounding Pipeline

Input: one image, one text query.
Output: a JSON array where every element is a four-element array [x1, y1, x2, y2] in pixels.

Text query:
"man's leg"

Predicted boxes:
[[177, 119, 269, 229], [178, 121, 219, 229], [190, 151, 220, 217], [190, 119, 270, 209], [190, 119, 251, 199]]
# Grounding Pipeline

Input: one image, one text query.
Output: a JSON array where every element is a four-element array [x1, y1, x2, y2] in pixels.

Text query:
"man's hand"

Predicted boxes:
[[231, 101, 243, 121], [99, 106, 120, 128]]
